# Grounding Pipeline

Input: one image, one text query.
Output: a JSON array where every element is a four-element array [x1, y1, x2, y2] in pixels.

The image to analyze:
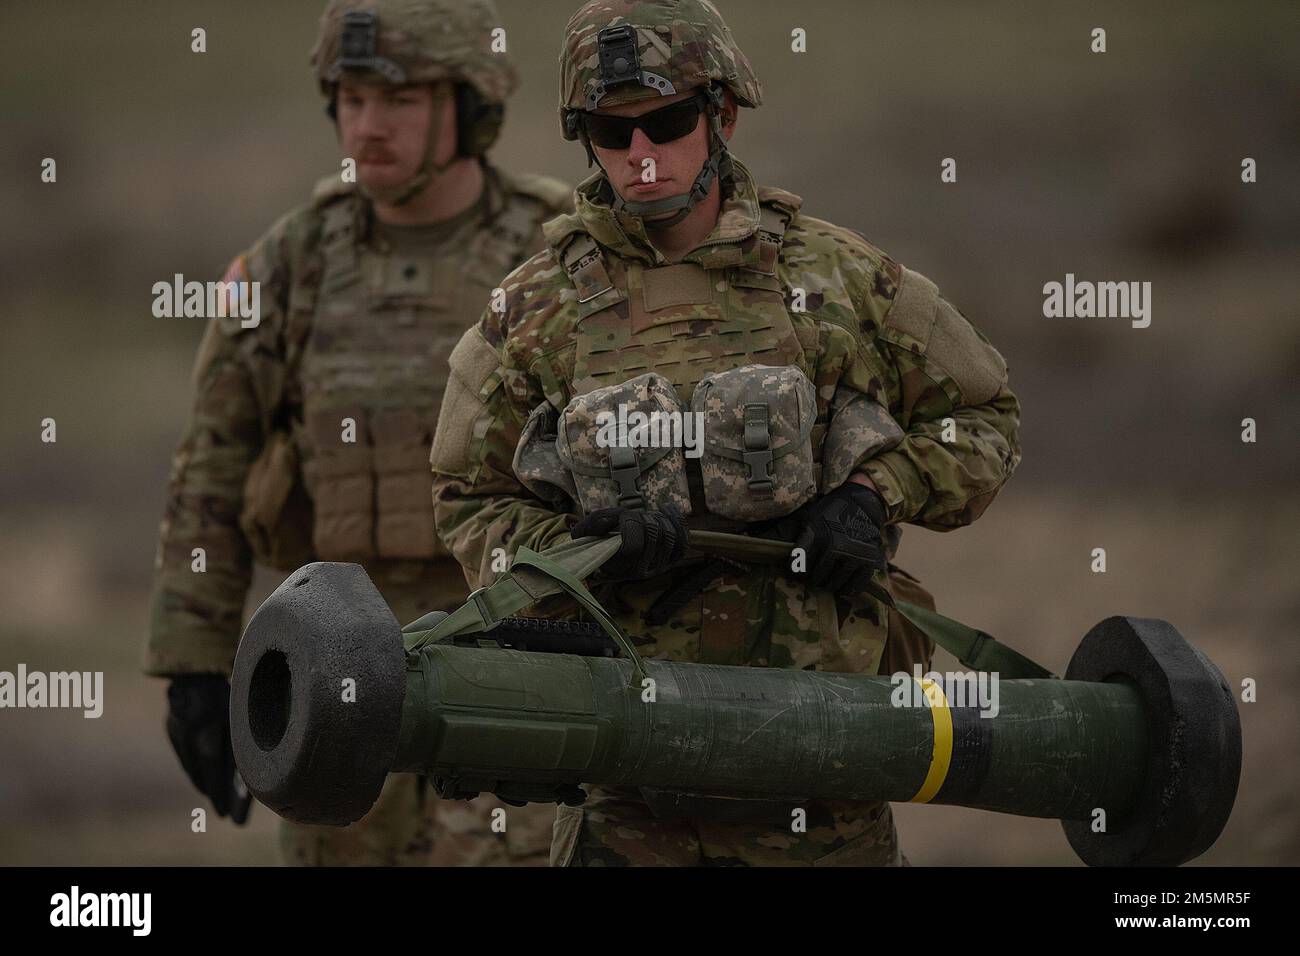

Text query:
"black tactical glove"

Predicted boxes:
[[571, 506, 690, 580], [165, 674, 252, 824], [792, 482, 889, 595]]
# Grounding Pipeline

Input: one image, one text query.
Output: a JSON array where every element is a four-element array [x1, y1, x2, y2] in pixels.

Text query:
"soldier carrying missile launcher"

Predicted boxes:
[[224, 0, 1240, 871], [426, 0, 1022, 866]]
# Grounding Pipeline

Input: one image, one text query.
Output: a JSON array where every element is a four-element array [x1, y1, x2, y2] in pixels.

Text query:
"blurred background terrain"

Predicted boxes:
[[0, 0, 1296, 865]]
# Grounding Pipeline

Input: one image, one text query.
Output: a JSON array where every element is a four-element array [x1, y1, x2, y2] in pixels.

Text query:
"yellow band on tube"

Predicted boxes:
[[909, 677, 953, 803]]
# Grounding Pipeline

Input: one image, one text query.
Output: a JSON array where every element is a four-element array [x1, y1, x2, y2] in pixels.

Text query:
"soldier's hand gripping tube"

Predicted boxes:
[[166, 674, 252, 825], [230, 536, 1241, 866], [570, 506, 690, 580], [792, 482, 888, 595]]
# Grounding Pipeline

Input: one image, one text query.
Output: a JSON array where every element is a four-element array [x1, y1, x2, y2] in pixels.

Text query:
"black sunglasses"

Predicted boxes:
[[581, 93, 706, 149]]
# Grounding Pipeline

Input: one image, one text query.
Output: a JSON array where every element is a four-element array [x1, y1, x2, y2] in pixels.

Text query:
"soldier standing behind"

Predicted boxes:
[[431, 0, 1022, 865], [144, 0, 569, 866]]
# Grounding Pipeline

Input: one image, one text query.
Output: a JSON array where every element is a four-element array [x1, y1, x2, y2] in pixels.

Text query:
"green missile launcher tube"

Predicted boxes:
[[230, 534, 1240, 866]]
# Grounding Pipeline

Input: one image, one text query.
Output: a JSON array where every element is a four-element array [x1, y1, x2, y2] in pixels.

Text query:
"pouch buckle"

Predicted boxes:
[[608, 445, 644, 508], [742, 403, 774, 493]]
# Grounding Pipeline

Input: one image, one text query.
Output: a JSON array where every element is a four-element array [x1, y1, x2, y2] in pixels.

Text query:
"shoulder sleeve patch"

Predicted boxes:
[[431, 326, 505, 479], [883, 266, 940, 349], [204, 253, 260, 339], [449, 324, 501, 393], [883, 267, 1008, 406]]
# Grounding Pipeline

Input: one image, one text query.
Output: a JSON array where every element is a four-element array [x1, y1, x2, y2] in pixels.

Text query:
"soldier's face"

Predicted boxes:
[[589, 89, 737, 217], [336, 79, 446, 192]]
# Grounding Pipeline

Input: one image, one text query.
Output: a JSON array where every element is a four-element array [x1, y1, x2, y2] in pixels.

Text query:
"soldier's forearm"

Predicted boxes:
[[433, 482, 575, 589], [144, 553, 251, 677], [858, 386, 1021, 529], [847, 472, 879, 493], [146, 488, 253, 676], [145, 351, 264, 676]]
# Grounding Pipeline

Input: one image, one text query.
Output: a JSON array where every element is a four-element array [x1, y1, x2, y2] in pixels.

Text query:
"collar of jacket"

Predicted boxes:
[[564, 157, 776, 270], [313, 163, 508, 251]]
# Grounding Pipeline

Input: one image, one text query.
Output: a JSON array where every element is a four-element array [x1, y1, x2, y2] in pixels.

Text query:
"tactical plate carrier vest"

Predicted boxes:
[[516, 187, 903, 529], [504, 176, 921, 674], [289, 172, 566, 562]]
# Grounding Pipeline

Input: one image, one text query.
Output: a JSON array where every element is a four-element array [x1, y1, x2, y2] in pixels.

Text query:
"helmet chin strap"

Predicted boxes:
[[357, 83, 454, 207], [599, 86, 733, 229]]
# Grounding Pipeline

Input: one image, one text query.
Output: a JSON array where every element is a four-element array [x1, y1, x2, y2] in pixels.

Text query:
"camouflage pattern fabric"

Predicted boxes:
[[552, 790, 906, 867], [280, 779, 555, 867], [557, 371, 692, 515], [819, 385, 905, 492], [433, 157, 1021, 578], [430, 157, 1021, 865], [693, 363, 817, 522], [145, 167, 570, 676], [312, 0, 517, 102], [559, 0, 763, 120], [145, 168, 571, 866], [281, 773, 436, 867], [513, 401, 579, 509]]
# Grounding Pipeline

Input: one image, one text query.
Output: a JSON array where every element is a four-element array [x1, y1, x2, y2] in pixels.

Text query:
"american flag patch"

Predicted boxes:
[[219, 254, 251, 317]]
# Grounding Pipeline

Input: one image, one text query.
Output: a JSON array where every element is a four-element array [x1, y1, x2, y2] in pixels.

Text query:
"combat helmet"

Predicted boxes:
[[311, 0, 518, 204], [558, 0, 762, 225]]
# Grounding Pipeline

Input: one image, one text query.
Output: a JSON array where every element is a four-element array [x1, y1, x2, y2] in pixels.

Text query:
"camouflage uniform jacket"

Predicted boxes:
[[145, 166, 571, 677], [432, 158, 1021, 674]]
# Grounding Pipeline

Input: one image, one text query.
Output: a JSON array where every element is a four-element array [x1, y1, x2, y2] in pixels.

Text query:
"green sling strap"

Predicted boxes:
[[402, 535, 649, 687], [691, 530, 1056, 679], [403, 530, 1055, 682]]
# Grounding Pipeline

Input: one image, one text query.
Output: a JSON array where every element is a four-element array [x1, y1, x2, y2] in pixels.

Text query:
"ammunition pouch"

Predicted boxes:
[[239, 429, 315, 572], [519, 365, 832, 524], [303, 406, 441, 562], [513, 401, 578, 509], [305, 406, 375, 561], [556, 372, 692, 516], [371, 408, 440, 559], [694, 364, 817, 521]]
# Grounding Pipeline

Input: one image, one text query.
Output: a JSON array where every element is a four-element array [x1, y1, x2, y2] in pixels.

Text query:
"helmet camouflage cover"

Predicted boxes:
[[559, 0, 762, 136], [312, 0, 517, 103]]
